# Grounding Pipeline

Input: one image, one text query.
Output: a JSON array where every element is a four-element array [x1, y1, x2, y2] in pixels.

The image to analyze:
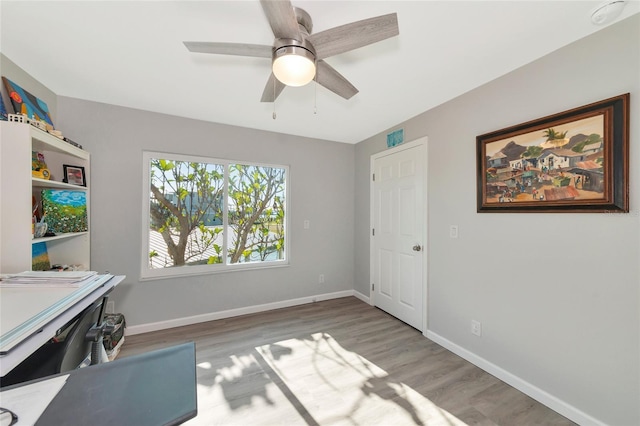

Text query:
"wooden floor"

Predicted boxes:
[[119, 297, 575, 426]]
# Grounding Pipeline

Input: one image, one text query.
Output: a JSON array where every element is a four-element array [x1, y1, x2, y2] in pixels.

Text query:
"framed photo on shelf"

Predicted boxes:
[[476, 93, 629, 213], [63, 164, 86, 187]]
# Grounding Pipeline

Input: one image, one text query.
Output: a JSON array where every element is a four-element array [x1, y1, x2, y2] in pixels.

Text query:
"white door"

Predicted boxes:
[[370, 139, 426, 331]]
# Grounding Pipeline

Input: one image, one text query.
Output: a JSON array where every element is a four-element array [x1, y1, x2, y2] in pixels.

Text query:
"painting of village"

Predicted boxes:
[[481, 114, 607, 207]]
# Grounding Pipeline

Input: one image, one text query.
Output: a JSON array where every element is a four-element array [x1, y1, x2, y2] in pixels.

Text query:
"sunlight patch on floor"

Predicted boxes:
[[254, 332, 467, 426], [192, 352, 306, 425]]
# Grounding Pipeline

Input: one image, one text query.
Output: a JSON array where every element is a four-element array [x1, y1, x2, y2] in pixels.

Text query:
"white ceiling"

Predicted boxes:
[[1, 1, 638, 144]]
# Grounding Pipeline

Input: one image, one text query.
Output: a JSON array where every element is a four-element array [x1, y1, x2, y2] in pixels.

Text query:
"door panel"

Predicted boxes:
[[399, 187, 415, 236], [380, 190, 393, 234], [398, 252, 415, 307], [379, 249, 393, 298]]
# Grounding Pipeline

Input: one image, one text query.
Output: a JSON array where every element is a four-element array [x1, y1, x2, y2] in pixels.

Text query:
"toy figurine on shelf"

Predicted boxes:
[[31, 151, 50, 180]]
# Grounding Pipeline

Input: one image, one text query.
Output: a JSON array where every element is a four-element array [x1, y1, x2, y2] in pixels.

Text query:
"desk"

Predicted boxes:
[[0, 274, 124, 376], [0, 342, 198, 425]]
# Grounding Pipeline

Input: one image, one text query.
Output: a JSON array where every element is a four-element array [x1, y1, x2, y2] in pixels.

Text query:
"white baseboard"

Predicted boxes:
[[353, 290, 370, 304], [126, 290, 354, 336], [425, 330, 605, 426]]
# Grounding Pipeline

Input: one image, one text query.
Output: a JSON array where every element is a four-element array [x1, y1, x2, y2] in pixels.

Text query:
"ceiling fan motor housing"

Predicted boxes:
[[273, 38, 316, 58], [272, 38, 317, 86]]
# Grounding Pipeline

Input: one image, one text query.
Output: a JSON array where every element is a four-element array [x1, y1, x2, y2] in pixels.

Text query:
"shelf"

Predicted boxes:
[[1, 121, 91, 273], [32, 232, 88, 244], [32, 177, 87, 191], [30, 126, 88, 160]]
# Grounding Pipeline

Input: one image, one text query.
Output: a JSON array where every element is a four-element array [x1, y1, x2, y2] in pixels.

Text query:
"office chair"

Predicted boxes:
[[0, 300, 105, 387]]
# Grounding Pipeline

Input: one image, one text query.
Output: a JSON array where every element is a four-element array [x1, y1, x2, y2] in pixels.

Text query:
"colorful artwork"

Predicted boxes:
[[42, 190, 88, 233], [0, 93, 8, 121], [476, 94, 629, 213], [2, 76, 54, 127], [32, 242, 51, 271], [32, 151, 48, 171], [386, 128, 404, 148], [484, 115, 605, 203]]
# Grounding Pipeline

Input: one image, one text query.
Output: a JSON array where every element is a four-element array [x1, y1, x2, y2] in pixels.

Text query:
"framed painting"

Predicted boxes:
[[476, 93, 629, 213]]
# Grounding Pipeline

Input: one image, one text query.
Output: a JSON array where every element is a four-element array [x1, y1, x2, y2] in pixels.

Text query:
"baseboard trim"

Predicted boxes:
[[425, 330, 605, 426], [353, 290, 370, 304], [127, 290, 354, 336]]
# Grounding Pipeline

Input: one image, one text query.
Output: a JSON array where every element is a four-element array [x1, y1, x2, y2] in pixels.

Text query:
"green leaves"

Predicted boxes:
[[227, 164, 286, 264], [157, 158, 174, 171], [149, 158, 224, 267], [522, 145, 543, 158], [148, 157, 286, 269]]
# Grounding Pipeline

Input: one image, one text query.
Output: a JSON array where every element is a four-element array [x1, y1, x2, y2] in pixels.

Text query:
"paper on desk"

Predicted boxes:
[[0, 374, 69, 425], [0, 271, 98, 287]]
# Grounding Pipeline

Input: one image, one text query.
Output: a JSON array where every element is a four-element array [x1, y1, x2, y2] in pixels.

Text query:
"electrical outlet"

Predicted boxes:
[[471, 320, 482, 337], [106, 301, 115, 314], [319, 274, 325, 284], [304, 220, 310, 229]]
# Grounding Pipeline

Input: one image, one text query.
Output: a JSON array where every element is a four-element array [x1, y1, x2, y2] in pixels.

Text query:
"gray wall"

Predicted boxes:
[[55, 99, 355, 326], [355, 15, 639, 426]]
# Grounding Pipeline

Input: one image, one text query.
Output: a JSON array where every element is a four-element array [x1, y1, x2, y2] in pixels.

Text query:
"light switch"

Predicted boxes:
[[450, 225, 458, 238], [304, 220, 310, 229]]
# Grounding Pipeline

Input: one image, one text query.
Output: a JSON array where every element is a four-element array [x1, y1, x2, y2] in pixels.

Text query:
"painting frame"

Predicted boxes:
[[63, 165, 86, 187], [476, 93, 629, 213]]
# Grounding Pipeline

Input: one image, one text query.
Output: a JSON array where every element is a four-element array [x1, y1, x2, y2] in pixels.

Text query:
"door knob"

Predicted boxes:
[[412, 244, 422, 252]]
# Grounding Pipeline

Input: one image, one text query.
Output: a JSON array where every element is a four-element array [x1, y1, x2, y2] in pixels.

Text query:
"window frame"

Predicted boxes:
[[141, 151, 290, 280]]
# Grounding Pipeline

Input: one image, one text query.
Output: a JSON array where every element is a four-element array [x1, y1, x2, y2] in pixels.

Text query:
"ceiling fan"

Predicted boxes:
[[184, 0, 399, 102]]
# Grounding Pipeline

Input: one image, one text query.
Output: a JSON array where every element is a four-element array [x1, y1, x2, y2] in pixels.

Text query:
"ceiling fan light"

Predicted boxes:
[[272, 46, 316, 87]]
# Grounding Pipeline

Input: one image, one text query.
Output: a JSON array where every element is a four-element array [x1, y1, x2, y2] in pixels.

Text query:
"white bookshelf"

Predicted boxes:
[[0, 122, 90, 273]]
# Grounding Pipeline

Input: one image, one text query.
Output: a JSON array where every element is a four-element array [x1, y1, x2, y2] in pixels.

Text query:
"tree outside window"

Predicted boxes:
[[143, 152, 287, 278]]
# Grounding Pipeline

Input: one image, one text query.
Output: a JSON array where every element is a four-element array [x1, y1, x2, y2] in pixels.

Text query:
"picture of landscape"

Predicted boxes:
[[42, 189, 88, 233], [482, 114, 606, 206], [32, 242, 51, 271]]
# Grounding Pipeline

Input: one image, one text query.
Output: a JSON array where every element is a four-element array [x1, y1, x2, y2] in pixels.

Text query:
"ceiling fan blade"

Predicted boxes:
[[315, 60, 358, 100], [184, 41, 272, 58], [260, 0, 300, 40], [308, 13, 399, 60], [260, 73, 286, 102]]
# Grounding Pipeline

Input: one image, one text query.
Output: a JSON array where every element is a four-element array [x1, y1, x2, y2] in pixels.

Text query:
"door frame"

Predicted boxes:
[[369, 136, 428, 334]]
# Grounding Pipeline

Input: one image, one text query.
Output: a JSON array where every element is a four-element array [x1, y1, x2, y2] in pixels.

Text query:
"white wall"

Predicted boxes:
[[55, 99, 355, 327], [355, 15, 639, 426]]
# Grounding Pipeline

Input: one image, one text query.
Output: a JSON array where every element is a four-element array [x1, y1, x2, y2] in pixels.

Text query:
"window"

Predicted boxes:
[[142, 152, 288, 279]]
